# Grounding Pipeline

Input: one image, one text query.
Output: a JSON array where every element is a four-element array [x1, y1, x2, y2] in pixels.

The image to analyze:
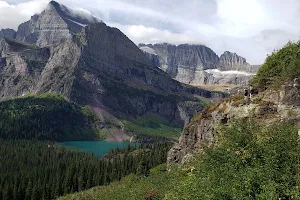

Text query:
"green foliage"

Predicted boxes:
[[61, 120, 300, 200], [0, 140, 171, 200], [252, 41, 300, 89], [136, 159, 150, 177], [122, 114, 182, 140], [0, 94, 98, 141], [183, 120, 300, 199]]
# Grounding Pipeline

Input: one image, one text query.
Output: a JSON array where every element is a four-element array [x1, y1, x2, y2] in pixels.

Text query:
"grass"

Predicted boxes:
[[59, 164, 186, 200], [122, 114, 183, 140]]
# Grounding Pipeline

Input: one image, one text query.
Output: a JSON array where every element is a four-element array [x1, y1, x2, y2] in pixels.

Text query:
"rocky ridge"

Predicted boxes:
[[15, 1, 101, 47], [0, 29, 16, 39], [139, 43, 260, 85], [167, 78, 300, 166]]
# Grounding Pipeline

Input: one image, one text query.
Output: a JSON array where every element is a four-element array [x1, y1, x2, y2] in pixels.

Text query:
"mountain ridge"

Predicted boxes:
[[139, 43, 261, 85]]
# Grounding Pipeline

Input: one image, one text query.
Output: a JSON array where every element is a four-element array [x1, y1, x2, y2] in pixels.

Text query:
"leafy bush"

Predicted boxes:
[[178, 120, 300, 199], [252, 41, 300, 89]]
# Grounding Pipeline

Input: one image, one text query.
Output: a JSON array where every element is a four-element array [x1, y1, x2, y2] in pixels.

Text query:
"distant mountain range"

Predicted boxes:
[[139, 43, 261, 85]]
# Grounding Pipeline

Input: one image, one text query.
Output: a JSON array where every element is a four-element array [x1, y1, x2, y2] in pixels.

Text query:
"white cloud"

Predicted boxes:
[[0, 0, 47, 29], [1, 0, 300, 64]]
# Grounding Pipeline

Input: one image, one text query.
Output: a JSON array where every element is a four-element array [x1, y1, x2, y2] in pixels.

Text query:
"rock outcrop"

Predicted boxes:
[[0, 29, 16, 39], [167, 79, 300, 166], [139, 43, 260, 85], [16, 1, 101, 47]]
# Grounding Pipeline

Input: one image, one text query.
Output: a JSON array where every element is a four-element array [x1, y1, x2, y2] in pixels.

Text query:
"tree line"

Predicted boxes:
[[0, 140, 171, 200], [0, 94, 98, 141]]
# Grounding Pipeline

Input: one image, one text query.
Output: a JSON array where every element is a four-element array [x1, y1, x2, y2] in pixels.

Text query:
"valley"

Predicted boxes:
[[1, 0, 299, 200]]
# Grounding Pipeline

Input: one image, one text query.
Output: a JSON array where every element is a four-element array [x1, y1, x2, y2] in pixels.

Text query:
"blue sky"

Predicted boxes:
[[1, 0, 300, 64]]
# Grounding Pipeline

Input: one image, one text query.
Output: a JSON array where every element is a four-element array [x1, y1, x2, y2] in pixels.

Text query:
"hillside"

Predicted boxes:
[[252, 41, 300, 89], [0, 94, 98, 141]]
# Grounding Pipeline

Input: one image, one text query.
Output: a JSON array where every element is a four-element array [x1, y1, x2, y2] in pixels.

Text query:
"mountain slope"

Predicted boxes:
[[16, 1, 101, 47], [0, 94, 98, 141], [139, 43, 260, 85]]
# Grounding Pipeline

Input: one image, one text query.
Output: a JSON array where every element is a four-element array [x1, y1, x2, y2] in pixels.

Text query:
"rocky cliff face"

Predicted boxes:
[[219, 51, 260, 73], [139, 43, 260, 85], [0, 38, 50, 98], [139, 43, 219, 85], [15, 1, 101, 47], [0, 29, 16, 39], [167, 79, 300, 166]]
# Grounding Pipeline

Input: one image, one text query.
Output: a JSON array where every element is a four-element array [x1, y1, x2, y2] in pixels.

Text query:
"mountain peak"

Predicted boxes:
[[220, 51, 247, 64], [15, 1, 102, 47], [45, 0, 60, 11]]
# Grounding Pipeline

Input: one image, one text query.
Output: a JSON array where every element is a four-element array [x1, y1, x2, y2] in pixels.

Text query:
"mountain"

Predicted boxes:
[[0, 1, 224, 141], [15, 1, 101, 47], [139, 43, 260, 85]]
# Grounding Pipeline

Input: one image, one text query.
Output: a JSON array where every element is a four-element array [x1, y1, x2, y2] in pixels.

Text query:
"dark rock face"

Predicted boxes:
[[0, 29, 16, 39], [16, 1, 101, 47], [139, 43, 260, 85]]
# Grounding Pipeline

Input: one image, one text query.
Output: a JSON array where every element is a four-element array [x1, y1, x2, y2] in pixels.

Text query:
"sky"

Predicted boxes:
[[1, 0, 300, 64]]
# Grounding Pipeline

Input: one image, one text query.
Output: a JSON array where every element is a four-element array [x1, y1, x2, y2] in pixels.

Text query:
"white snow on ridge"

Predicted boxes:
[[205, 69, 255, 76]]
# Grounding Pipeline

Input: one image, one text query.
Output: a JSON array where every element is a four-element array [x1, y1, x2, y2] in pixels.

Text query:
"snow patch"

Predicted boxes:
[[205, 69, 255, 76]]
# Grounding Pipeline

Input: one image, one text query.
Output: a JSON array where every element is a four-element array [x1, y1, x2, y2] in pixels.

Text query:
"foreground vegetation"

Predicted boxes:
[[0, 140, 170, 200], [0, 94, 98, 141], [252, 41, 300, 89], [61, 120, 300, 199]]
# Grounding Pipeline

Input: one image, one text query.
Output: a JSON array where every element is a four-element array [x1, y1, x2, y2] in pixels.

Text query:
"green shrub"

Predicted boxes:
[[252, 41, 300, 89], [181, 120, 300, 199]]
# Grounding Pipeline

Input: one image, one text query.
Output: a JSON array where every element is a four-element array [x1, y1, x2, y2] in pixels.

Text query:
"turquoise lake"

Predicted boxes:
[[57, 141, 136, 157]]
